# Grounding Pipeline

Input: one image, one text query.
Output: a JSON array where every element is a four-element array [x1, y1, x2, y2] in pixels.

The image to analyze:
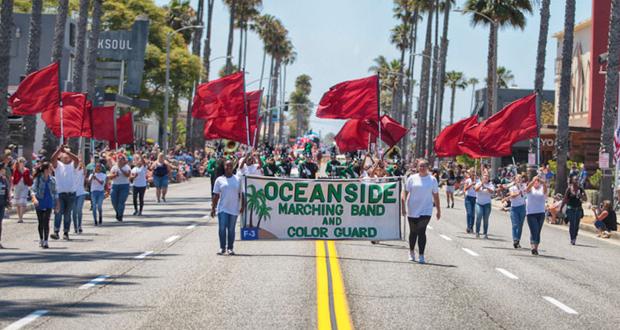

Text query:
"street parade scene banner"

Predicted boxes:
[[241, 176, 402, 241]]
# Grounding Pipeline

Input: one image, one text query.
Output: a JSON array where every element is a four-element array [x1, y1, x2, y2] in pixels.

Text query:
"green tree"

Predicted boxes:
[[444, 71, 467, 126], [530, 0, 550, 171], [288, 74, 312, 138], [495, 66, 514, 88], [467, 77, 479, 113], [369, 55, 402, 113], [414, 0, 435, 158]]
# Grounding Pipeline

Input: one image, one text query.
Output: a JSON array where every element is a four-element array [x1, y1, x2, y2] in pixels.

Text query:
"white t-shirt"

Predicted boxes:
[[55, 161, 77, 193], [406, 173, 439, 218], [526, 185, 546, 215], [238, 163, 261, 177], [74, 168, 87, 196], [464, 178, 477, 197], [111, 165, 131, 185], [509, 184, 525, 207], [89, 172, 107, 192], [213, 175, 242, 215], [475, 182, 495, 205], [131, 166, 148, 187]]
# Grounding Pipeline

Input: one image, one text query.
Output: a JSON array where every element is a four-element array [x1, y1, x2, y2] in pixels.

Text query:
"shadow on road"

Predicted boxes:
[[0, 299, 128, 320], [0, 251, 179, 263], [0, 273, 149, 289]]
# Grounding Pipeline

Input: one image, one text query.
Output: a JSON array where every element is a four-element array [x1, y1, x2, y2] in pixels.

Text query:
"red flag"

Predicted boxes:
[[92, 106, 116, 141], [380, 115, 407, 147], [81, 100, 93, 138], [203, 90, 262, 145], [192, 71, 245, 119], [334, 119, 378, 153], [478, 94, 537, 156], [41, 92, 89, 138], [435, 115, 479, 157], [316, 75, 379, 120], [458, 118, 484, 158], [9, 62, 61, 115], [115, 112, 134, 146]]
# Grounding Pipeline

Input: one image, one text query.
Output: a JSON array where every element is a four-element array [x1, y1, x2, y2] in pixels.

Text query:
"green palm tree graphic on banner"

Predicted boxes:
[[246, 184, 272, 229]]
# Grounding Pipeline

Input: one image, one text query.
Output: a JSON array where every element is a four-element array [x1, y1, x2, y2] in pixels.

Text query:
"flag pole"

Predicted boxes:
[[242, 71, 251, 148], [57, 61, 64, 146], [376, 74, 381, 158], [253, 88, 264, 149]]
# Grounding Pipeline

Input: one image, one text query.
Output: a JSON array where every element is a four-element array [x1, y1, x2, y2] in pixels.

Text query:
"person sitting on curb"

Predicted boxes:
[[592, 200, 616, 238]]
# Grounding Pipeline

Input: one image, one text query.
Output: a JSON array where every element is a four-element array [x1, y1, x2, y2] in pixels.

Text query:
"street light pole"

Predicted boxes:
[[163, 25, 203, 153]]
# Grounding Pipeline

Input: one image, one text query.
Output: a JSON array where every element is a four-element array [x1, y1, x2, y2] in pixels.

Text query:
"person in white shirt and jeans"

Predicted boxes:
[[211, 160, 244, 256], [50, 145, 80, 240], [505, 174, 528, 248], [109, 154, 131, 222], [474, 174, 495, 239], [131, 156, 148, 216], [71, 158, 87, 234], [402, 160, 441, 264]]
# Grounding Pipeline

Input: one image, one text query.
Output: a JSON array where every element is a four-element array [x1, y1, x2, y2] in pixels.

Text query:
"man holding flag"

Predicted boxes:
[[50, 145, 79, 241]]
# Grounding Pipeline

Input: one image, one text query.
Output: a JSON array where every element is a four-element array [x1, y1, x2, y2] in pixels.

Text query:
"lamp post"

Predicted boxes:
[[163, 25, 203, 153]]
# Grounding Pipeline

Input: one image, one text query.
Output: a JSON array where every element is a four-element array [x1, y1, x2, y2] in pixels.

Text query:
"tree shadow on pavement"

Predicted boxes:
[[512, 253, 571, 261], [234, 253, 457, 267], [0, 251, 178, 263], [456, 236, 508, 242], [0, 273, 148, 289], [99, 220, 207, 228], [0, 299, 128, 320], [337, 242, 409, 250]]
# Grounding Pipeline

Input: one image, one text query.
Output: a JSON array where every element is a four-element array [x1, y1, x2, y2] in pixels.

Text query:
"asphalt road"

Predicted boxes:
[[1, 178, 619, 329]]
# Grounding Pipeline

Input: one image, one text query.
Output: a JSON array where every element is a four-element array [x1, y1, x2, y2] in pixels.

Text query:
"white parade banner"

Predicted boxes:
[[241, 176, 402, 241]]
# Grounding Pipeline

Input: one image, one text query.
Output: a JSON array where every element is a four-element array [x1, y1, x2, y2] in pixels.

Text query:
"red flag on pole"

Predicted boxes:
[[478, 93, 537, 156], [458, 119, 484, 159], [203, 90, 261, 145], [191, 71, 245, 119], [9, 62, 61, 115], [92, 106, 116, 141], [316, 75, 379, 120], [334, 119, 378, 153], [434, 115, 479, 157], [114, 112, 134, 146], [41, 92, 89, 138], [379, 115, 407, 147]]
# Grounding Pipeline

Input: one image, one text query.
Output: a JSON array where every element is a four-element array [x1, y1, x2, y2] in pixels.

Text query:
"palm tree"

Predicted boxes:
[[599, 0, 620, 200], [402, 7, 420, 162], [444, 71, 467, 126], [0, 0, 14, 152], [72, 0, 89, 93], [86, 0, 103, 100], [496, 66, 515, 88], [278, 50, 296, 144], [42, 0, 69, 156], [434, 0, 455, 141], [185, 0, 203, 150], [389, 22, 410, 120], [414, 0, 435, 158], [230, 0, 261, 70], [529, 0, 550, 177], [224, 0, 237, 75], [369, 56, 402, 113], [555, 0, 576, 195], [467, 77, 479, 113], [22, 0, 43, 164], [427, 0, 440, 160], [192, 0, 214, 152]]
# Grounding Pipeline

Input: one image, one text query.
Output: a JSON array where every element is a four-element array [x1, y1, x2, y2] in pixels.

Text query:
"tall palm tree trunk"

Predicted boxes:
[[263, 57, 275, 143], [268, 59, 281, 145], [43, 0, 69, 156], [23, 0, 43, 164], [237, 28, 244, 70], [435, 0, 451, 138], [0, 0, 14, 152], [487, 22, 500, 176], [402, 9, 419, 163], [449, 85, 457, 125], [68, 0, 89, 152], [278, 65, 286, 144], [555, 0, 576, 196], [186, 0, 204, 150], [469, 81, 477, 113], [600, 0, 620, 200], [224, 0, 236, 75], [86, 0, 103, 100], [415, 5, 434, 158], [193, 0, 213, 152], [529, 0, 550, 179], [427, 1, 440, 161]]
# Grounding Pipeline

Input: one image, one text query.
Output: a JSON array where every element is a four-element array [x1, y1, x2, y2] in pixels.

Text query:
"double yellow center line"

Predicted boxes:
[[316, 240, 353, 330]]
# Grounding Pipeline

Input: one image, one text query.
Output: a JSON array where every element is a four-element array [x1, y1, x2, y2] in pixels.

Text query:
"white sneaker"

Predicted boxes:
[[227, 249, 235, 256], [418, 255, 426, 264], [408, 250, 415, 262], [217, 249, 225, 255]]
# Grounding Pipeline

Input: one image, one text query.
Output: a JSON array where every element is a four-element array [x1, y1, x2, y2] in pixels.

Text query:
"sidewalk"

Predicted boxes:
[[452, 191, 619, 240]]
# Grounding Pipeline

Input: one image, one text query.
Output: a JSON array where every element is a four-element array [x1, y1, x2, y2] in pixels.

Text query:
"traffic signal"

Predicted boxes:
[[284, 101, 289, 112]]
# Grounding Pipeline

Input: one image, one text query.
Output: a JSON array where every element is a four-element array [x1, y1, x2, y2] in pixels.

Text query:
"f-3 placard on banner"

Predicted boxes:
[[241, 176, 402, 240]]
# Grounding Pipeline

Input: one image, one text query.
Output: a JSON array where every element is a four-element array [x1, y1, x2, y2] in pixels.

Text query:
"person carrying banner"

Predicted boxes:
[[402, 160, 441, 264], [211, 159, 244, 255]]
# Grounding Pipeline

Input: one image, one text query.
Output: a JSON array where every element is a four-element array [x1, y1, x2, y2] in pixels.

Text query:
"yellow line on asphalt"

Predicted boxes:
[[316, 240, 353, 330], [316, 241, 331, 330]]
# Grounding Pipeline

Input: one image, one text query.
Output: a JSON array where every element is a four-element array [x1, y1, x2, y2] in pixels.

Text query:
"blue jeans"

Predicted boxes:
[[218, 212, 238, 250], [54, 192, 76, 234], [72, 194, 86, 231], [475, 203, 491, 235], [510, 205, 526, 242], [527, 213, 545, 244], [111, 184, 130, 219], [566, 208, 583, 241], [465, 196, 476, 231], [91, 191, 104, 224]]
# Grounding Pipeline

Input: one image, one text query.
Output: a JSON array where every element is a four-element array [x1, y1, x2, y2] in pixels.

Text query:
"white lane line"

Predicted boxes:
[[427, 225, 434, 230], [439, 234, 452, 241], [496, 268, 519, 280], [462, 248, 479, 257], [134, 251, 153, 259], [543, 296, 578, 314], [186, 224, 197, 229], [164, 235, 180, 243], [3, 309, 48, 330], [79, 275, 109, 290]]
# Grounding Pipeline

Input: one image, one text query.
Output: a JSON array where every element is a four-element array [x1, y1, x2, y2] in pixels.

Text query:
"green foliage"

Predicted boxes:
[[541, 100, 554, 125], [14, 0, 79, 13], [590, 169, 602, 189], [456, 155, 476, 168], [288, 74, 312, 138]]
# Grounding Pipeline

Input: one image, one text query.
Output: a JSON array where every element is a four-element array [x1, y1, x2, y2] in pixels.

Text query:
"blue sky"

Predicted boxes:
[[156, 0, 592, 135]]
